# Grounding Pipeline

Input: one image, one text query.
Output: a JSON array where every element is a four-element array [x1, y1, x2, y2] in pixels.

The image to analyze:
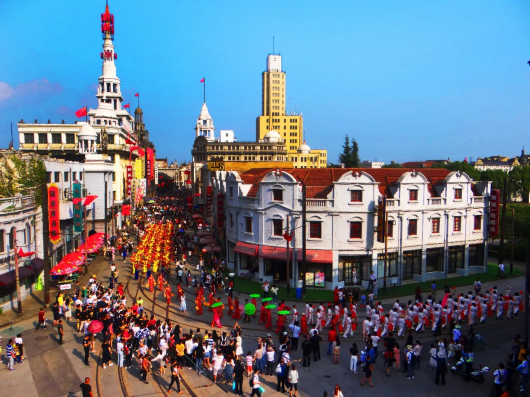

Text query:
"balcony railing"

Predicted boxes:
[[430, 198, 442, 205], [473, 197, 484, 203], [386, 199, 396, 207], [306, 199, 334, 208], [0, 195, 36, 212]]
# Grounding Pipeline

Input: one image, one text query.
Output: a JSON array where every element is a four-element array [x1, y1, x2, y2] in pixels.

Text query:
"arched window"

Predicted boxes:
[[0, 230, 4, 252], [9, 227, 15, 250], [26, 223, 31, 247]]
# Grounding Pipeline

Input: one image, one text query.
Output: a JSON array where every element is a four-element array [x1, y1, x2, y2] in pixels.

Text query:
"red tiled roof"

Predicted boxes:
[[238, 168, 452, 198]]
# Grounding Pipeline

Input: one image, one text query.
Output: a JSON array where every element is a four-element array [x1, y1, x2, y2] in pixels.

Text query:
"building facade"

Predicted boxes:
[[255, 54, 327, 168], [17, 3, 153, 227], [216, 168, 491, 290]]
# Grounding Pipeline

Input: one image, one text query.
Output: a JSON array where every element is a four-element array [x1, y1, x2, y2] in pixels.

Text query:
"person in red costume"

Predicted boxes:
[[227, 295, 233, 316], [259, 303, 267, 325], [265, 308, 273, 330], [148, 274, 155, 293], [300, 313, 308, 336], [164, 284, 172, 305], [276, 313, 286, 334], [232, 297, 241, 320], [251, 297, 258, 318], [158, 273, 164, 292], [208, 291, 215, 312]]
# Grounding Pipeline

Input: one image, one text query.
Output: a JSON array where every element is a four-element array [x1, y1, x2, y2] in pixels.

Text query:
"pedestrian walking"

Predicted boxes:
[[233, 359, 245, 395], [83, 335, 91, 365], [288, 363, 299, 397], [168, 361, 184, 394], [35, 306, 47, 331], [406, 345, 415, 380], [80, 377, 93, 397], [6, 339, 15, 371], [434, 351, 448, 386], [360, 356, 374, 387], [250, 367, 262, 397], [350, 342, 359, 373], [57, 319, 64, 344]]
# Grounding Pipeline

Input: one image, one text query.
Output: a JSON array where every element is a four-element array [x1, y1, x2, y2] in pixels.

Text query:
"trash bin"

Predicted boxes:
[[296, 288, 302, 299]]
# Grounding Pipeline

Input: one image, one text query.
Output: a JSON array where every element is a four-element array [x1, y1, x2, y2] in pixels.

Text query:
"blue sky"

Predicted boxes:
[[1, 0, 529, 164]]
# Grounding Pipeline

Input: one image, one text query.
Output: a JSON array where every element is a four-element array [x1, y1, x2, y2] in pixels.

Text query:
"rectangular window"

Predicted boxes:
[[409, 189, 418, 201], [309, 222, 321, 239], [454, 216, 461, 232], [112, 172, 116, 181], [229, 187, 234, 198], [455, 188, 462, 200], [52, 133, 61, 144], [24, 134, 34, 144], [408, 219, 417, 236], [350, 222, 362, 239], [272, 189, 283, 201], [245, 216, 252, 233], [38, 133, 48, 144], [474, 215, 482, 231], [66, 134, 75, 144], [387, 220, 394, 238], [64, 172, 69, 182], [46, 172, 52, 183], [426, 248, 444, 272], [229, 213, 234, 228], [350, 190, 363, 203], [113, 191, 116, 200], [432, 218, 440, 234], [272, 219, 283, 236], [108, 134, 115, 144], [54, 172, 60, 183], [79, 172, 83, 181]]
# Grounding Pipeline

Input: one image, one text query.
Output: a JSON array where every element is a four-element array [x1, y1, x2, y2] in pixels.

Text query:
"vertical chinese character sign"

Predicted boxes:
[[207, 186, 212, 218], [48, 183, 61, 244], [489, 189, 500, 238], [376, 196, 387, 243], [73, 181, 83, 233], [126, 166, 132, 198]]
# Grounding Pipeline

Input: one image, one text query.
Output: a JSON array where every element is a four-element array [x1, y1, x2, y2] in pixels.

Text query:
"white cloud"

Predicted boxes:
[[0, 79, 63, 107]]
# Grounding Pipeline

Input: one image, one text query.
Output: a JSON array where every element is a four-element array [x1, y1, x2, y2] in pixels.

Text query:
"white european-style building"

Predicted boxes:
[[212, 168, 491, 290]]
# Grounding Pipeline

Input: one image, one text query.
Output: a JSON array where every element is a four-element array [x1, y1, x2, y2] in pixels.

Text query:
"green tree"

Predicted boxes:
[[0, 153, 46, 206], [382, 163, 404, 168], [508, 166, 530, 203], [336, 135, 360, 168], [431, 161, 481, 180]]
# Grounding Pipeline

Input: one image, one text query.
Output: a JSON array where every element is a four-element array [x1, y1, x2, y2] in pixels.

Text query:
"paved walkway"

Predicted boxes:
[[0, 239, 527, 396]]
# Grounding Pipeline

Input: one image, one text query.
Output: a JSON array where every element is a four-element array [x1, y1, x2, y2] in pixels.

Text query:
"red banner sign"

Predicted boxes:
[[48, 184, 61, 244], [122, 204, 131, 216], [126, 166, 132, 197], [217, 193, 224, 228], [146, 148, 154, 187], [207, 186, 212, 218], [489, 189, 500, 238]]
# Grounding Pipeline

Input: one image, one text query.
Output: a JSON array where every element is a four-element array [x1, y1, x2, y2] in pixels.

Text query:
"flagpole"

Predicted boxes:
[[138, 93, 140, 108], [204, 78, 206, 103], [85, 106, 88, 123]]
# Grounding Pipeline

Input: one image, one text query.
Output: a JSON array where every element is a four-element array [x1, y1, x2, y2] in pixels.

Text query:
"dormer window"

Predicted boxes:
[[409, 189, 418, 201], [272, 189, 283, 201], [455, 188, 462, 200]]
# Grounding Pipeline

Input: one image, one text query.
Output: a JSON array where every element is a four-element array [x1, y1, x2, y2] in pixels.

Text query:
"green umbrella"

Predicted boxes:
[[265, 304, 276, 309], [262, 297, 273, 302], [146, 199, 155, 203], [211, 302, 223, 308], [278, 310, 290, 315], [245, 303, 256, 316], [249, 294, 261, 298]]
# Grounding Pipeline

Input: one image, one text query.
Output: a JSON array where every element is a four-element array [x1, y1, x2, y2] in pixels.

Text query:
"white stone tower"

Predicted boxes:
[[195, 103, 215, 142]]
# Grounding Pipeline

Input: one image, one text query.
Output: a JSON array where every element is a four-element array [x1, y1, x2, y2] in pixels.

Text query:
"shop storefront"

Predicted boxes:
[[448, 245, 465, 273], [233, 242, 259, 274], [296, 249, 333, 288], [403, 250, 422, 280], [338, 255, 372, 286]]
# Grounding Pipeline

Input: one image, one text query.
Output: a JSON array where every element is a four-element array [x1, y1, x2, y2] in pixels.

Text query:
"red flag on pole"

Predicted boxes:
[[134, 93, 139, 97], [123, 103, 130, 108], [72, 198, 83, 205], [84, 195, 98, 207], [75, 106, 87, 118], [17, 248, 36, 257], [200, 78, 205, 83]]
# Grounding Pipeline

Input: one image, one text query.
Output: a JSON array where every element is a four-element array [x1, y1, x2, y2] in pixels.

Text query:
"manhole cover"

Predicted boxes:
[[36, 336, 49, 341], [323, 375, 331, 378]]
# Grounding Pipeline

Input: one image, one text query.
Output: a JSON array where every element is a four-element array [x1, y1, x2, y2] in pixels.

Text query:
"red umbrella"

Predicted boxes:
[[87, 320, 104, 334]]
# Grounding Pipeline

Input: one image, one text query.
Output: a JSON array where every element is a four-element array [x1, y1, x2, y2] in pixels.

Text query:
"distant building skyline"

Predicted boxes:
[[1, 0, 529, 164]]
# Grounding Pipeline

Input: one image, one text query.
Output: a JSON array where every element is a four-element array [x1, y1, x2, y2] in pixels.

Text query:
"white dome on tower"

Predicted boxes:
[[78, 123, 98, 139], [298, 142, 311, 154], [264, 130, 281, 143]]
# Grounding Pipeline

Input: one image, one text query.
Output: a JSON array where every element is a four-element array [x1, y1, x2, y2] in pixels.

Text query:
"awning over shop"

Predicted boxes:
[[0, 266, 35, 287], [234, 242, 259, 257], [296, 249, 333, 263], [29, 258, 45, 273], [259, 246, 293, 261]]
